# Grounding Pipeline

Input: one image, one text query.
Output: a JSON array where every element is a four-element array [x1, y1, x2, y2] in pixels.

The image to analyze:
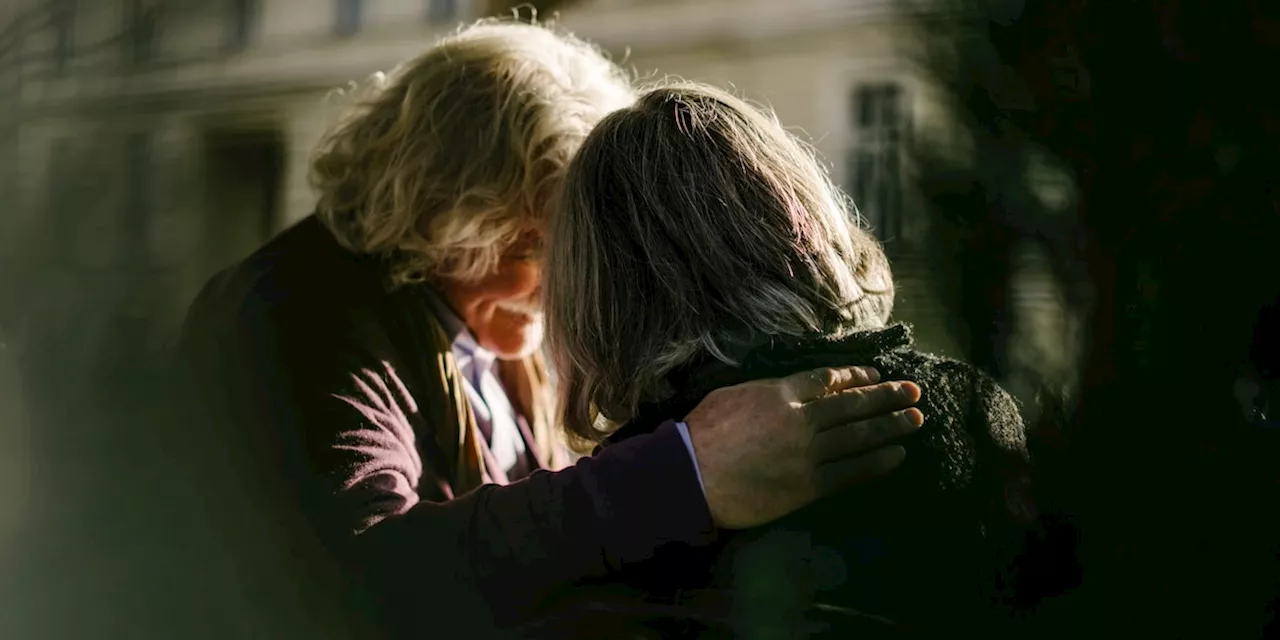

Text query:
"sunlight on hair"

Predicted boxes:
[[309, 19, 636, 289], [546, 81, 896, 440]]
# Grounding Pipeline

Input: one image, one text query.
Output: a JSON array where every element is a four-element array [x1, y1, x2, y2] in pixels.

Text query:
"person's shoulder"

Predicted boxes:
[[181, 217, 399, 361], [875, 347, 1024, 435], [208, 217, 383, 317], [877, 348, 1003, 397]]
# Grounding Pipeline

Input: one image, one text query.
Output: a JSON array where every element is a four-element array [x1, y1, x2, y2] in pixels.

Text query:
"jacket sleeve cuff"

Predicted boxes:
[[674, 421, 708, 495], [584, 420, 716, 569]]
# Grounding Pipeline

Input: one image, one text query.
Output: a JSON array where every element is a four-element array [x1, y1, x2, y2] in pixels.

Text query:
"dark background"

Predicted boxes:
[[913, 0, 1280, 636], [2, 0, 1279, 637]]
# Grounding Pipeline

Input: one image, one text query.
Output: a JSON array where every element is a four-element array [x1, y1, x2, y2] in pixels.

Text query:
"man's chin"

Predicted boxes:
[[487, 326, 545, 361], [494, 343, 543, 361]]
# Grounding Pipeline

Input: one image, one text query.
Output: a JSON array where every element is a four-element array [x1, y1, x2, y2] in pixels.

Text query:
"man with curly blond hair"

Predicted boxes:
[[176, 19, 923, 637]]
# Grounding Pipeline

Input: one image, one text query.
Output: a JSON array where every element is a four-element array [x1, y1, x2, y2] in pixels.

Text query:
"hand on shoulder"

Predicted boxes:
[[684, 365, 923, 529]]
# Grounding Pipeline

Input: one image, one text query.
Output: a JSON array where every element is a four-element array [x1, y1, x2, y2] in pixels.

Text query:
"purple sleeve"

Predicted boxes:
[[351, 420, 716, 629], [220, 286, 717, 633]]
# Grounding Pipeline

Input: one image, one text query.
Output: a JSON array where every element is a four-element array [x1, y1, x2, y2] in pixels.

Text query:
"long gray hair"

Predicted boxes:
[[545, 82, 895, 445]]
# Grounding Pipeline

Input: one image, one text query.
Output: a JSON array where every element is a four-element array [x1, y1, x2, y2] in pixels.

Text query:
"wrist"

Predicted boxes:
[[583, 422, 716, 566]]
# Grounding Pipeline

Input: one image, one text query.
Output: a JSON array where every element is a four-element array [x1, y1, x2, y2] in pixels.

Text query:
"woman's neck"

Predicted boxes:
[[608, 323, 914, 447]]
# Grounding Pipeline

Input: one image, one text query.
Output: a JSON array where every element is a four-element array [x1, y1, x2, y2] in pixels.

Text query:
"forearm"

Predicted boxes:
[[353, 421, 715, 631]]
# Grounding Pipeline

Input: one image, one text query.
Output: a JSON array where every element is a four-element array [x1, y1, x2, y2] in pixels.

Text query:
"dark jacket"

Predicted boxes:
[[171, 215, 715, 638], [586, 324, 1036, 639]]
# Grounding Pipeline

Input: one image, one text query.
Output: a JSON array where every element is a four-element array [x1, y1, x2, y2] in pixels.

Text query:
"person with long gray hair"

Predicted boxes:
[[174, 20, 924, 639], [544, 82, 1037, 637]]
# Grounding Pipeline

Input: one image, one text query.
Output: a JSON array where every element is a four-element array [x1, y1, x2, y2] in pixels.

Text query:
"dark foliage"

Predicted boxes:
[[910, 0, 1280, 635]]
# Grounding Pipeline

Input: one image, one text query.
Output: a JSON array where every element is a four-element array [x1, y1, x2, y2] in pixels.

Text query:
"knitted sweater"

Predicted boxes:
[[597, 323, 1037, 638]]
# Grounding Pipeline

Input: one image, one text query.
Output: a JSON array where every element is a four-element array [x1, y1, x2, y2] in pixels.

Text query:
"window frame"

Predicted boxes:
[[52, 0, 75, 76], [334, 0, 363, 38], [846, 81, 910, 243], [122, 130, 154, 266], [822, 61, 920, 248], [122, 0, 160, 68], [225, 0, 258, 53], [426, 0, 459, 24]]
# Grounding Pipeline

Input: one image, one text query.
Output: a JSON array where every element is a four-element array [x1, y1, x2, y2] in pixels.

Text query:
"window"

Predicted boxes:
[[53, 0, 75, 75], [427, 0, 458, 23], [334, 0, 362, 37], [123, 0, 159, 67], [226, 0, 257, 52], [123, 132, 153, 262], [845, 83, 908, 242], [46, 139, 72, 249], [45, 138, 82, 264]]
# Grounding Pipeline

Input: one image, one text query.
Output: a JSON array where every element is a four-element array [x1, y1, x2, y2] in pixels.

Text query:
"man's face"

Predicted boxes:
[[441, 231, 544, 361]]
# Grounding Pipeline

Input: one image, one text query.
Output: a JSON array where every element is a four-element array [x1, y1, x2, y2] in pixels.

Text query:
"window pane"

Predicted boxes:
[[428, 0, 457, 23], [853, 150, 874, 204], [124, 132, 152, 255], [47, 140, 72, 233], [842, 149, 857, 203], [227, 0, 255, 51], [855, 150, 878, 227], [335, 0, 362, 36], [880, 85, 901, 130], [882, 146, 901, 239], [54, 2, 73, 74], [847, 81, 908, 240], [856, 86, 876, 129], [124, 0, 158, 66]]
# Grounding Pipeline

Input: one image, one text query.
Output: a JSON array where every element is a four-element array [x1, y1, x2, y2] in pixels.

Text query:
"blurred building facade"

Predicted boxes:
[[6, 0, 1077, 388], [9, 0, 477, 350]]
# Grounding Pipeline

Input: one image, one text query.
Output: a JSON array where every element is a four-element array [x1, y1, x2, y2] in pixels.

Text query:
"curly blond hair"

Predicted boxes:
[[310, 19, 636, 287]]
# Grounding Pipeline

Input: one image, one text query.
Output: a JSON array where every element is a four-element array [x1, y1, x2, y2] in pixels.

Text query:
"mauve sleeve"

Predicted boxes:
[[355, 421, 717, 629], [249, 298, 717, 634]]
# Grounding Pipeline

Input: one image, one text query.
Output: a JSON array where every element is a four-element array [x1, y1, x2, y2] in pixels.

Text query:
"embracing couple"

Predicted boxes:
[[177, 19, 1036, 640]]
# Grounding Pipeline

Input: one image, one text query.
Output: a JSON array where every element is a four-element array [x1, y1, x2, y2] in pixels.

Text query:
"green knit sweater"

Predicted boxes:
[[603, 323, 1037, 638]]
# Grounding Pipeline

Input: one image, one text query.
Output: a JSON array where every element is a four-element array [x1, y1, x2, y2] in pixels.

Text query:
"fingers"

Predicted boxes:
[[804, 380, 922, 432], [815, 445, 907, 494], [783, 366, 882, 403], [810, 408, 924, 463]]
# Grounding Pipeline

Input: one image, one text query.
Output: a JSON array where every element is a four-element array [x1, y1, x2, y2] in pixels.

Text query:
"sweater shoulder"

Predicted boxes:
[[872, 348, 1027, 455], [873, 349, 1010, 405]]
